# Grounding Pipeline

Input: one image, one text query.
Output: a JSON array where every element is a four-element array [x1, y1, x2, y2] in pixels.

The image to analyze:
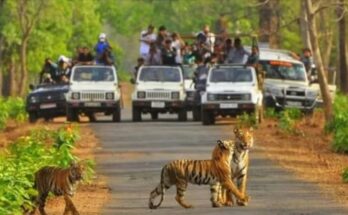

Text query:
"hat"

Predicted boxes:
[[58, 55, 70, 63], [99, 33, 106, 41]]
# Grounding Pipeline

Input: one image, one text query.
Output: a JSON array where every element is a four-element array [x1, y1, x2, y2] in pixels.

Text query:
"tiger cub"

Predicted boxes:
[[149, 140, 249, 209], [29, 162, 84, 215], [219, 127, 254, 206]]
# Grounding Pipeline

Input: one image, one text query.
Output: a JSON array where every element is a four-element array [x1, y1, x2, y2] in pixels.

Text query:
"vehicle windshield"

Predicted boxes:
[[139, 67, 182, 82], [209, 67, 253, 83], [73, 67, 115, 82], [182, 65, 196, 79], [260, 60, 306, 81]]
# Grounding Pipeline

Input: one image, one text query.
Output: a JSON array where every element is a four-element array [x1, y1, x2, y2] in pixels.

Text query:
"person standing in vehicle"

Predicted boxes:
[[140, 25, 157, 59], [225, 37, 250, 64], [291, 48, 313, 75], [77, 47, 94, 65], [156, 25, 169, 49], [246, 45, 259, 67], [39, 58, 58, 83], [161, 39, 177, 65], [196, 25, 215, 53], [171, 32, 185, 64], [146, 43, 162, 65], [95, 33, 110, 64]]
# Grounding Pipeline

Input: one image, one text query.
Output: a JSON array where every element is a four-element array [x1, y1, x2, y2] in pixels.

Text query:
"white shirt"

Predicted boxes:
[[139, 30, 157, 56], [172, 39, 183, 64]]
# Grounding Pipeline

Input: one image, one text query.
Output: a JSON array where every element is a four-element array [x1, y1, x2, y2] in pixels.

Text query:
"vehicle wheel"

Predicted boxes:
[[132, 105, 142, 122], [29, 112, 38, 123], [178, 109, 187, 121], [202, 109, 214, 125], [192, 107, 201, 121], [112, 108, 121, 122], [151, 112, 158, 120], [66, 108, 78, 122], [88, 113, 97, 122]]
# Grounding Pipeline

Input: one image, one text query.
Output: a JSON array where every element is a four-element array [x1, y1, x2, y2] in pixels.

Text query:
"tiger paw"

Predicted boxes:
[[224, 200, 234, 207], [237, 195, 250, 206], [212, 202, 223, 208]]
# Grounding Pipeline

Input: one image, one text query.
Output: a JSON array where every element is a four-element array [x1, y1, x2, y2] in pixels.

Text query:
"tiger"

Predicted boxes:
[[148, 140, 249, 209], [28, 161, 84, 215], [218, 127, 254, 207]]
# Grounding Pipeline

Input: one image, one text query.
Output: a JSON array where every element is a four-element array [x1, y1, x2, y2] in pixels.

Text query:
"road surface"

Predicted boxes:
[[93, 110, 348, 215]]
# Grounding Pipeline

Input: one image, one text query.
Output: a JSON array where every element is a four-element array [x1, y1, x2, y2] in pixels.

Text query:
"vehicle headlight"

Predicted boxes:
[[307, 90, 318, 98], [208, 93, 216, 101], [137, 91, 146, 99], [71, 92, 80, 100], [171, 91, 180, 99], [29, 96, 38, 103], [241, 94, 251, 101], [106, 92, 114, 100]]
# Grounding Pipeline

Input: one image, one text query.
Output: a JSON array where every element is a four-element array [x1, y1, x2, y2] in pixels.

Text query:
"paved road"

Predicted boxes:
[[93, 109, 348, 215]]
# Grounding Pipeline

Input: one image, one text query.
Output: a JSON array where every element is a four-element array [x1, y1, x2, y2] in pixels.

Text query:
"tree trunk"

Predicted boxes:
[[337, 0, 348, 93], [300, 0, 312, 51], [259, 0, 280, 48], [305, 0, 333, 122], [8, 59, 17, 96], [19, 37, 28, 96]]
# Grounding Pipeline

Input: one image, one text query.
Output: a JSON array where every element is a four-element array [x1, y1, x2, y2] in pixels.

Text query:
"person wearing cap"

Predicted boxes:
[[95, 33, 111, 64], [140, 25, 157, 59], [56, 55, 72, 82], [196, 25, 215, 53], [161, 39, 177, 65]]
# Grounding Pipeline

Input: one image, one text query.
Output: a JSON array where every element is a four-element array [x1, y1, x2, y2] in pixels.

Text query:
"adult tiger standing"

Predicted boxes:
[[148, 140, 249, 209], [28, 162, 84, 215], [219, 127, 254, 207]]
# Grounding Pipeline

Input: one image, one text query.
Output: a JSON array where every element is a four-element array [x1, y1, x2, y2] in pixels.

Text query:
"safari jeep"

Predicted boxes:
[[201, 65, 263, 125], [258, 49, 320, 112], [66, 65, 121, 122], [131, 65, 187, 121]]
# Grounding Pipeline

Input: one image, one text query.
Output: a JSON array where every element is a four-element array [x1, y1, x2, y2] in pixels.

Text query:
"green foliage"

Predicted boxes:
[[264, 108, 279, 119], [0, 97, 27, 130], [343, 168, 348, 182], [277, 108, 302, 134], [0, 125, 93, 214], [237, 112, 257, 128], [327, 94, 348, 153]]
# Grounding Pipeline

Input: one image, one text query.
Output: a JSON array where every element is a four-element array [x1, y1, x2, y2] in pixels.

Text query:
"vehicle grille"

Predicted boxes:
[[81, 92, 105, 101], [286, 90, 305, 96], [38, 93, 63, 102], [146, 91, 171, 100], [216, 94, 249, 101]]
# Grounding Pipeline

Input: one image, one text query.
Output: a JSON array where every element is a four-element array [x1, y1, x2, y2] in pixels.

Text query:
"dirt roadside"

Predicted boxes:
[[0, 120, 111, 215], [253, 112, 348, 206]]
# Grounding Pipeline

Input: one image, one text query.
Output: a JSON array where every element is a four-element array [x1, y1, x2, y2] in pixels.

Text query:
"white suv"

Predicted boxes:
[[201, 65, 263, 125], [132, 65, 187, 121], [66, 65, 121, 122]]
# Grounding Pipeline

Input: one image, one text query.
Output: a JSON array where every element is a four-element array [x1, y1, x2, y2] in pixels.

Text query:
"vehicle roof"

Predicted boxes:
[[245, 46, 303, 64], [212, 64, 255, 70], [140, 65, 182, 69], [72, 65, 116, 69]]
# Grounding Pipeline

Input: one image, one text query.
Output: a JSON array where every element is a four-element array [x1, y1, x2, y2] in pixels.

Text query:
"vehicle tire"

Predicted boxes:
[[28, 112, 38, 123], [132, 105, 142, 122], [88, 113, 97, 122], [151, 112, 158, 120], [66, 107, 78, 122], [192, 107, 201, 121], [112, 107, 121, 122], [178, 109, 187, 122], [202, 109, 214, 125]]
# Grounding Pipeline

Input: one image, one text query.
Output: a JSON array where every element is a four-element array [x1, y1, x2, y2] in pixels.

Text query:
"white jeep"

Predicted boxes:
[[201, 65, 263, 125], [66, 65, 121, 122], [131, 65, 187, 121], [257, 49, 320, 112]]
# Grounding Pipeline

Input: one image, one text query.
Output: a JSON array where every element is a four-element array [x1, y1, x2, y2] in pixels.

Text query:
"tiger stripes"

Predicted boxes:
[[148, 140, 249, 209]]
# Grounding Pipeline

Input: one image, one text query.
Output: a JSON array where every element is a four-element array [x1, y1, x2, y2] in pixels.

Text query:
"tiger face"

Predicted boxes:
[[217, 139, 234, 152], [70, 162, 84, 181], [233, 127, 254, 150]]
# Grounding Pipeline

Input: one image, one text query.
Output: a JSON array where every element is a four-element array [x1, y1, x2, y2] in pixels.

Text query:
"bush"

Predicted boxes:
[[264, 108, 278, 119], [327, 94, 348, 153], [278, 108, 303, 134], [237, 112, 257, 128], [0, 97, 28, 130], [0, 125, 93, 214]]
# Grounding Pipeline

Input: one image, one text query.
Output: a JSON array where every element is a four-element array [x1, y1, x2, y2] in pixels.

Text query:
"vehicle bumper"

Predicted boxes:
[[202, 103, 256, 116], [26, 101, 66, 117], [133, 100, 185, 113], [264, 95, 318, 111], [67, 101, 120, 112]]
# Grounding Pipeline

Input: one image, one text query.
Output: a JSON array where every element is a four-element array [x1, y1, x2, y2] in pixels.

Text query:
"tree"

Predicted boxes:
[[337, 0, 348, 92], [304, 0, 334, 122], [259, 0, 280, 48]]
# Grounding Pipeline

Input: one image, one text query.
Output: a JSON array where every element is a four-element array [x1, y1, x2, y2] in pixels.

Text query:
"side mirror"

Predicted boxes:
[[130, 78, 135, 84], [29, 84, 35, 90]]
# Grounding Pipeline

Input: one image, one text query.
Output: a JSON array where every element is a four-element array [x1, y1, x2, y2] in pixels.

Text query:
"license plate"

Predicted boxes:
[[151, 102, 165, 108], [40, 103, 56, 109], [286, 101, 302, 107], [220, 103, 237, 109], [85, 102, 101, 107]]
